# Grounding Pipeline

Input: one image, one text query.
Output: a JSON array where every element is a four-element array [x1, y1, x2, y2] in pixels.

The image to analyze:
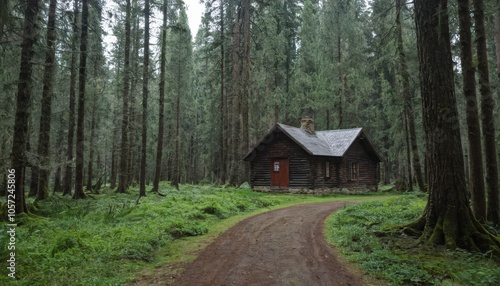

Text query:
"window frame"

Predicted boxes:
[[350, 162, 359, 181], [273, 161, 280, 172]]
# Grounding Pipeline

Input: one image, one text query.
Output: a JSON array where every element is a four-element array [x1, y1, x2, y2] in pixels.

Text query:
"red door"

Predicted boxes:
[[271, 159, 289, 189]]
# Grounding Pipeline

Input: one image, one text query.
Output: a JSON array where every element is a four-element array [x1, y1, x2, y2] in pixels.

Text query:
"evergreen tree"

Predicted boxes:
[[140, 0, 150, 197], [457, 0, 486, 220], [63, 0, 79, 196], [11, 0, 41, 213], [167, 0, 192, 188], [153, 0, 168, 193], [33, 0, 58, 200], [473, 0, 499, 225], [396, 0, 425, 192], [293, 0, 319, 118], [74, 0, 89, 199], [405, 0, 500, 254], [116, 0, 132, 193]]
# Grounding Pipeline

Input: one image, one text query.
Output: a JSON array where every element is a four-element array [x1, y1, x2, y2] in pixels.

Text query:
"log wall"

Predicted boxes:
[[339, 140, 379, 188], [250, 132, 310, 188]]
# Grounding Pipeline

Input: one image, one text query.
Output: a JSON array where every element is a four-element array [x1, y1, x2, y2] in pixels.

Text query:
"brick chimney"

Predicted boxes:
[[300, 116, 315, 134]]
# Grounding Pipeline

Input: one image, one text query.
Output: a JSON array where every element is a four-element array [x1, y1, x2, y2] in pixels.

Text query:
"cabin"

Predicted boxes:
[[243, 117, 382, 194]]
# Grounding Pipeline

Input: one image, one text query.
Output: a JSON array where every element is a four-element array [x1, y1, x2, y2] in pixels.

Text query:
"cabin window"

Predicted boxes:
[[274, 161, 280, 172], [325, 161, 330, 178], [350, 162, 359, 180]]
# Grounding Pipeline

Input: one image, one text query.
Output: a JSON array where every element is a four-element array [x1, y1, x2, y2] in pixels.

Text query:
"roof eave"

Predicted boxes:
[[334, 128, 363, 157], [243, 123, 317, 161], [276, 124, 316, 156], [242, 124, 280, 161]]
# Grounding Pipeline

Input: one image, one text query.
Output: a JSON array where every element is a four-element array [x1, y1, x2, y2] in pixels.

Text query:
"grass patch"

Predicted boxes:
[[325, 193, 500, 285], [0, 183, 394, 286]]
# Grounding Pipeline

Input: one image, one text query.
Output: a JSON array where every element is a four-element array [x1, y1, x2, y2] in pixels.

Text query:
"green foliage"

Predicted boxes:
[[0, 184, 311, 285], [326, 194, 500, 285]]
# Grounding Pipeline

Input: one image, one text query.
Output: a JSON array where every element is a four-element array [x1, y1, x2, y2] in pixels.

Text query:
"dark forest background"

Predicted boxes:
[[1, 0, 499, 201]]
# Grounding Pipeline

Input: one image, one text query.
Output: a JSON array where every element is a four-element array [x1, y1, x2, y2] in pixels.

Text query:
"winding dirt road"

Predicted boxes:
[[171, 201, 364, 286]]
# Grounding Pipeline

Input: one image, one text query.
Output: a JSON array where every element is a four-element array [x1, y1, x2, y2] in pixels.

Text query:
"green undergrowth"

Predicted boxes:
[[0, 183, 387, 286], [325, 193, 500, 285]]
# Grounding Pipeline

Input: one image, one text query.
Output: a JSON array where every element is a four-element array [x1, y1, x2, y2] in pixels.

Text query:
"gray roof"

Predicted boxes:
[[278, 124, 362, 157], [243, 123, 382, 161]]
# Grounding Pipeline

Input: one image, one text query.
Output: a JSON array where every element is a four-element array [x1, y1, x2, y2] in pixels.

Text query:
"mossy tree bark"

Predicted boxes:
[[405, 0, 500, 255]]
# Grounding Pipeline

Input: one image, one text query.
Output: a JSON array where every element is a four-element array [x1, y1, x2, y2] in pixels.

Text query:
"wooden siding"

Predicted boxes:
[[250, 132, 310, 188], [311, 157, 341, 188], [339, 140, 378, 187]]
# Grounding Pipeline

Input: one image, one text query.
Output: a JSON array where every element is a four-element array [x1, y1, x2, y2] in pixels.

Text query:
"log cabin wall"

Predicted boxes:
[[311, 157, 341, 188], [339, 140, 379, 188], [249, 130, 380, 191], [250, 131, 310, 188]]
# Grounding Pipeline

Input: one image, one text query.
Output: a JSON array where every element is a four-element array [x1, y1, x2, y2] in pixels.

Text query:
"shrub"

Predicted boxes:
[[167, 220, 208, 238]]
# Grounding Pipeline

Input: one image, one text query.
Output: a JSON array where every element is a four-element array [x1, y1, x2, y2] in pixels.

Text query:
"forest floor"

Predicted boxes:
[[129, 201, 365, 286]]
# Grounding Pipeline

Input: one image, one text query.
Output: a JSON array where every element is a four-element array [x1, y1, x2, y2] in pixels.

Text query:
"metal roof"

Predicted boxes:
[[243, 123, 382, 162]]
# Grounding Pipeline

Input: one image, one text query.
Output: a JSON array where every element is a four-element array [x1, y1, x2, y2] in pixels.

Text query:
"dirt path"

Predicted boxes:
[[170, 201, 364, 286]]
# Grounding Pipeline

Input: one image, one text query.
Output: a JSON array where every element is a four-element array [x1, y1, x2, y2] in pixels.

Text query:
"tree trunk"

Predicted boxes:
[[494, 0, 500, 82], [116, 0, 132, 193], [110, 138, 117, 189], [473, 0, 499, 225], [326, 109, 330, 130], [405, 0, 500, 255], [85, 94, 96, 191], [128, 3, 140, 186], [63, 0, 79, 196], [139, 0, 150, 197], [29, 167, 38, 197], [219, 0, 226, 183], [240, 0, 250, 183], [172, 59, 181, 189], [383, 158, 391, 185], [403, 111, 413, 192], [229, 3, 241, 186], [396, 0, 426, 193], [34, 0, 58, 201], [152, 0, 167, 194], [53, 166, 62, 193], [457, 0, 486, 220], [337, 29, 343, 129], [10, 0, 40, 214], [73, 0, 89, 199], [0, 0, 7, 42]]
